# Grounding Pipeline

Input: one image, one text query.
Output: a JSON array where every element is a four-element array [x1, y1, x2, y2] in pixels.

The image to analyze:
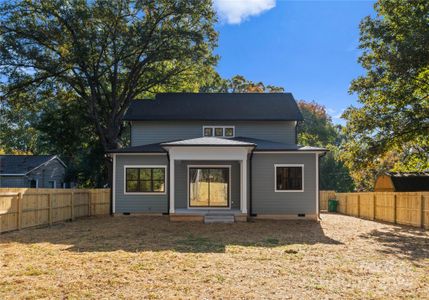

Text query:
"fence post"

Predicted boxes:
[[420, 193, 424, 228], [17, 192, 22, 230], [48, 193, 52, 226], [344, 194, 347, 215], [70, 191, 74, 221], [88, 190, 92, 217], [393, 193, 397, 224], [372, 194, 376, 220], [357, 194, 361, 217]]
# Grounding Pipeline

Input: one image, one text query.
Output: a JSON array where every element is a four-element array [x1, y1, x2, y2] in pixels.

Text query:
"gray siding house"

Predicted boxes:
[[0, 155, 67, 188], [108, 93, 327, 222]]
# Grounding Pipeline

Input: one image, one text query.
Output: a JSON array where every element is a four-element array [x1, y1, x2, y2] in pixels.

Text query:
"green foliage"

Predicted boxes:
[[201, 74, 285, 93], [297, 100, 354, 192], [342, 0, 429, 190], [0, 0, 218, 186], [297, 101, 337, 147], [0, 0, 218, 150]]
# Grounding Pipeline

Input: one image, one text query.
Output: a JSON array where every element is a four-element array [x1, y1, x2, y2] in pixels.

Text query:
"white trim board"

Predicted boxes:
[[25, 155, 67, 175], [123, 165, 168, 195], [254, 151, 325, 154], [186, 165, 232, 210], [274, 164, 304, 193], [114, 153, 167, 156], [315, 153, 319, 217], [167, 146, 251, 161]]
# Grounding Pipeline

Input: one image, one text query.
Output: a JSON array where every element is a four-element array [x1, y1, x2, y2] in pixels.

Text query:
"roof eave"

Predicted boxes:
[[123, 118, 303, 122]]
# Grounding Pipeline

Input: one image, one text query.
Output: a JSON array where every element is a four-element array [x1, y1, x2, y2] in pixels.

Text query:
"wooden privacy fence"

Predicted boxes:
[[320, 190, 336, 211], [320, 191, 429, 229], [0, 188, 110, 234]]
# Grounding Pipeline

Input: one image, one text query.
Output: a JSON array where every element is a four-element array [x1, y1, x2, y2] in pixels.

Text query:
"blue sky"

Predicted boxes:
[[214, 0, 376, 124]]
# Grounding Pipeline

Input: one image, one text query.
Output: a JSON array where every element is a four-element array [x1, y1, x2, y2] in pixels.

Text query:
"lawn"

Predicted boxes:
[[0, 214, 428, 299]]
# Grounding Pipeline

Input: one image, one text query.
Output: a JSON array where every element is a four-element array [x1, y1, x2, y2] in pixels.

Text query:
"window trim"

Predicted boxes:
[[202, 126, 235, 138], [186, 165, 232, 209], [274, 164, 304, 192], [123, 165, 167, 195]]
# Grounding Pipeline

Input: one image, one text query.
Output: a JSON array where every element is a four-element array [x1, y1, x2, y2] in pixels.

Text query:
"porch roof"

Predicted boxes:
[[161, 137, 255, 147], [107, 137, 327, 153], [232, 137, 328, 152]]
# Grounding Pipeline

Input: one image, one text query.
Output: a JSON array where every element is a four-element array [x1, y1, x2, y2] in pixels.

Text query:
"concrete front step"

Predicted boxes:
[[204, 214, 235, 224]]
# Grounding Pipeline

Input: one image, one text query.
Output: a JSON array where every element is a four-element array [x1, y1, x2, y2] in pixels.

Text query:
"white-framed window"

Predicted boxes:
[[124, 165, 167, 195], [274, 164, 304, 192], [202, 126, 235, 138]]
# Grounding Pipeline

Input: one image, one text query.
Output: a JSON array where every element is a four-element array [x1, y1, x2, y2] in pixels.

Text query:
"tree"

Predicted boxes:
[[201, 74, 285, 93], [297, 101, 354, 192], [297, 101, 337, 147], [342, 0, 429, 189], [0, 0, 218, 151]]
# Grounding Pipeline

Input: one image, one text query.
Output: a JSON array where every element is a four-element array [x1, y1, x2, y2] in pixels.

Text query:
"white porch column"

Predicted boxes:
[[169, 158, 175, 213], [240, 157, 248, 214]]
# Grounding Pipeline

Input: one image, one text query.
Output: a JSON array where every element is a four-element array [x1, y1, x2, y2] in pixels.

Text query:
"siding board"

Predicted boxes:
[[131, 121, 296, 146], [252, 153, 317, 215], [115, 155, 169, 213]]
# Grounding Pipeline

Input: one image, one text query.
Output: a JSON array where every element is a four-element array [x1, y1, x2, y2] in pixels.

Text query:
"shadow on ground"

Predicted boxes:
[[0, 216, 342, 253], [360, 225, 429, 262]]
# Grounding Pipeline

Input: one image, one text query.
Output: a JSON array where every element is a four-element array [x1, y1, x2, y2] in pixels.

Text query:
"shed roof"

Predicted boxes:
[[123, 93, 303, 121], [386, 172, 429, 192], [0, 155, 66, 175]]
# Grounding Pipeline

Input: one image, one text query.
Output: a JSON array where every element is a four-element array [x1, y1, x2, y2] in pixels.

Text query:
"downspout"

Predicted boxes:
[[166, 151, 170, 215], [108, 153, 114, 216], [318, 153, 320, 220], [249, 147, 256, 217], [318, 151, 327, 220]]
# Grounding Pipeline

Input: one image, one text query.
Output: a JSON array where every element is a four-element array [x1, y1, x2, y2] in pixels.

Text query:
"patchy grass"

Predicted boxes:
[[0, 214, 428, 299]]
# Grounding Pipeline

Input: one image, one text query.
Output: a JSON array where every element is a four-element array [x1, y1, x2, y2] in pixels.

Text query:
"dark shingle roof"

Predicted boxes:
[[387, 172, 429, 192], [106, 142, 166, 153], [0, 155, 62, 175], [108, 137, 327, 153], [123, 93, 303, 121], [232, 137, 327, 152]]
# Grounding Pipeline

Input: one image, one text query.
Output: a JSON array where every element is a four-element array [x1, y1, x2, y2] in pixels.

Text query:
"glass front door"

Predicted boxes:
[[189, 167, 229, 207]]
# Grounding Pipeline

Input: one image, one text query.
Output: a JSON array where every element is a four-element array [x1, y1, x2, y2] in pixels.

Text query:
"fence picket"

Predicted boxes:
[[0, 188, 110, 234], [323, 191, 429, 230]]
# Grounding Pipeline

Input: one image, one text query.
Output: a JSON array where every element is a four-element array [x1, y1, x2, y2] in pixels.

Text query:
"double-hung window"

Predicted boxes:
[[275, 164, 304, 192], [125, 166, 166, 194]]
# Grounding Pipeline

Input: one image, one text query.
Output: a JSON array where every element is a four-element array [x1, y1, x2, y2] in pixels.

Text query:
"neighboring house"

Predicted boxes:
[[374, 172, 429, 192], [108, 93, 327, 222], [0, 155, 67, 188]]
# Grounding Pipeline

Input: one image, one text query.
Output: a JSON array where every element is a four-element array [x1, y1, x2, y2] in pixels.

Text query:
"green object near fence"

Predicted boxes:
[[328, 199, 338, 213]]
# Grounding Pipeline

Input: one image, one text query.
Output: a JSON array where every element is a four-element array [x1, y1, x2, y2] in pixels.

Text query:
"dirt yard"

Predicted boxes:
[[0, 214, 428, 299]]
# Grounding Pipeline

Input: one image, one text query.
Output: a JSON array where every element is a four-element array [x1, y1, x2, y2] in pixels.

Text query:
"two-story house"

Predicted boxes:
[[108, 93, 327, 222]]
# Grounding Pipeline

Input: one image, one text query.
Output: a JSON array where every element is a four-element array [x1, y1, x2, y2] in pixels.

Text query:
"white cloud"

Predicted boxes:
[[327, 107, 346, 125], [214, 0, 276, 24]]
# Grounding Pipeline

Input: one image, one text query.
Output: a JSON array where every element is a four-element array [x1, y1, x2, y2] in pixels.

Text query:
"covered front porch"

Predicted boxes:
[[161, 137, 255, 221]]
